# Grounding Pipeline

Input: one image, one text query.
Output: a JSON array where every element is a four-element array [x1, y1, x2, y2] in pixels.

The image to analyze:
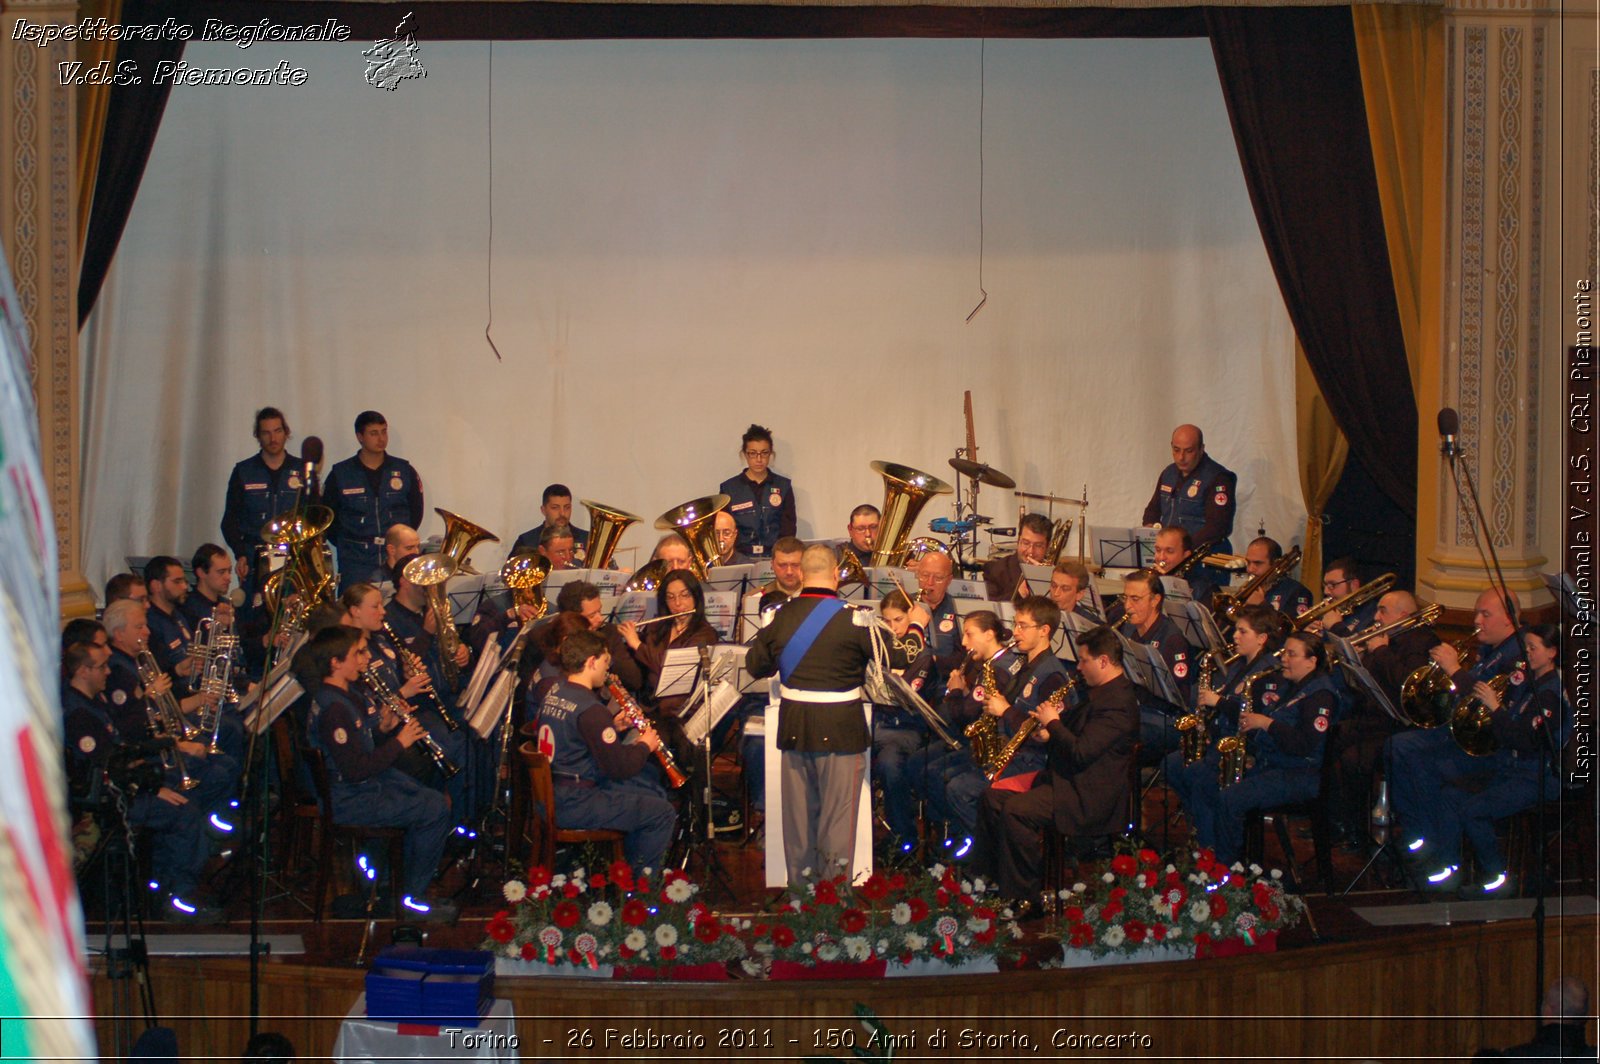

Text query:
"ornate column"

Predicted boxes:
[[1416, 0, 1594, 613], [0, 0, 94, 618]]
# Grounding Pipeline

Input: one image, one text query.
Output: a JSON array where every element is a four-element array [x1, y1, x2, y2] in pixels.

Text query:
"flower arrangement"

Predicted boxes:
[[1050, 847, 1305, 959], [743, 862, 1021, 971], [485, 862, 746, 973]]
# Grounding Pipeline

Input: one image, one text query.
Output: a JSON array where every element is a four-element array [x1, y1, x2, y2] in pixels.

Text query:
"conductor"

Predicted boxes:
[[746, 544, 923, 886]]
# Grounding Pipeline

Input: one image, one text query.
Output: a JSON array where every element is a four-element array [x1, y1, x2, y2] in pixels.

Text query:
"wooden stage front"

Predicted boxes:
[[88, 909, 1598, 1061]]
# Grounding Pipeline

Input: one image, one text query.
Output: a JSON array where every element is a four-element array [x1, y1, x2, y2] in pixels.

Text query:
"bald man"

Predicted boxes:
[[1490, 977, 1598, 1058], [1142, 424, 1237, 552], [915, 550, 964, 701], [712, 510, 754, 567]]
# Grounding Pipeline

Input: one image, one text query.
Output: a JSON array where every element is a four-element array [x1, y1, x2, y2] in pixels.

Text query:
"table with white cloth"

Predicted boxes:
[[333, 993, 518, 1063]]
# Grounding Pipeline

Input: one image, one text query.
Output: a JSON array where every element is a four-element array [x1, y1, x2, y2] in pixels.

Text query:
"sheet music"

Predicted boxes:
[[704, 564, 755, 593], [1116, 634, 1182, 706], [703, 590, 738, 640], [545, 567, 630, 594], [605, 591, 657, 625], [1332, 638, 1404, 724], [1093, 525, 1156, 570], [1169, 600, 1226, 655], [947, 577, 987, 600], [654, 646, 709, 700]]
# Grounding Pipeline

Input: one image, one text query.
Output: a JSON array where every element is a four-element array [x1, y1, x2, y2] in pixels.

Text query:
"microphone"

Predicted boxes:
[[1437, 408, 1459, 458], [301, 434, 324, 474]]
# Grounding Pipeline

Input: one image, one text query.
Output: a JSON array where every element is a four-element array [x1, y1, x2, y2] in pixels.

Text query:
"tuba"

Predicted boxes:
[[403, 507, 498, 688], [432, 507, 500, 577], [1399, 629, 1479, 729], [837, 546, 870, 590], [500, 552, 552, 621], [260, 504, 336, 629], [653, 494, 729, 582], [1294, 572, 1397, 631], [868, 461, 955, 568], [579, 500, 643, 570], [1212, 545, 1303, 625]]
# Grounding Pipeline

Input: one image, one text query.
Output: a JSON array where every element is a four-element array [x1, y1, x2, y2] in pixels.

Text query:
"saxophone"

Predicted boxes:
[[963, 655, 1005, 773], [1177, 647, 1233, 766], [361, 665, 460, 779], [1217, 666, 1280, 788], [983, 675, 1077, 781], [607, 675, 688, 788]]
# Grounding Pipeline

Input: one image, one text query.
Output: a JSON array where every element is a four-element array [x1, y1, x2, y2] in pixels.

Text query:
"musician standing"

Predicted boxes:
[[1141, 424, 1237, 551], [745, 545, 912, 886], [982, 513, 1051, 602], [972, 624, 1138, 911], [719, 424, 796, 558], [510, 484, 590, 561], [323, 411, 424, 588], [220, 407, 307, 589]]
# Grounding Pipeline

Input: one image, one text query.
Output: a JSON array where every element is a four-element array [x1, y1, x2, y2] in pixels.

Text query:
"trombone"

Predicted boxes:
[[1294, 572, 1397, 631]]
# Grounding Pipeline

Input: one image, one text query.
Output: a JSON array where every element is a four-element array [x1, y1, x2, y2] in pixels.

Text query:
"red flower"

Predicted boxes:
[[1253, 883, 1272, 907], [1109, 886, 1128, 901], [1165, 870, 1183, 887], [527, 866, 552, 888], [1161, 884, 1188, 910], [888, 873, 907, 891], [1151, 924, 1168, 942], [1124, 920, 1147, 944], [621, 900, 649, 926], [839, 909, 867, 934], [609, 861, 634, 891], [859, 873, 889, 901], [1068, 923, 1093, 948], [770, 925, 796, 948], [907, 898, 930, 922], [695, 918, 722, 943], [487, 911, 515, 943], [1194, 931, 1214, 957], [1228, 873, 1245, 889], [975, 906, 996, 921], [520, 941, 537, 960], [553, 901, 580, 928], [1100, 901, 1123, 921], [660, 945, 677, 961], [814, 881, 839, 905], [1209, 895, 1229, 920], [1063, 905, 1084, 923], [1110, 854, 1138, 876], [1139, 848, 1160, 868], [1261, 901, 1280, 923], [935, 888, 949, 906], [619, 944, 636, 959], [752, 923, 769, 936], [563, 882, 581, 899], [590, 873, 607, 891]]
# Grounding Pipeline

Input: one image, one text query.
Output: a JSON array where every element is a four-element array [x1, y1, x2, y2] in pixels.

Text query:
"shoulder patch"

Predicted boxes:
[[332, 727, 348, 745], [1213, 487, 1228, 505], [78, 736, 97, 754], [601, 726, 618, 744], [1313, 714, 1330, 732], [112, 689, 127, 706], [1510, 669, 1526, 686], [1173, 661, 1189, 680]]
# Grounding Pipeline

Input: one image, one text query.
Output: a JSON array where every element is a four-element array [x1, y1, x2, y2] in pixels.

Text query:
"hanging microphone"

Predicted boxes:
[[1436, 408, 1459, 458], [300, 435, 325, 494]]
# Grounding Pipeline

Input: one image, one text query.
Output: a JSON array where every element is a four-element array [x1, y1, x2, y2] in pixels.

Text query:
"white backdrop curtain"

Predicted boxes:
[[80, 36, 1301, 589]]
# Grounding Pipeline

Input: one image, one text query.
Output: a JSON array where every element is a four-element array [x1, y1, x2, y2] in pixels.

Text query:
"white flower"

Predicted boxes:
[[502, 944, 518, 959], [890, 902, 913, 926], [624, 929, 647, 951], [572, 866, 586, 881], [1211, 922, 1222, 936], [1166, 924, 1184, 939], [876, 938, 889, 954], [1101, 925, 1126, 947], [502, 880, 527, 903], [586, 901, 613, 927], [960, 879, 972, 894], [1072, 882, 1086, 894], [790, 898, 803, 911], [653, 924, 679, 947], [1271, 869, 1283, 880], [1057, 889, 1071, 901], [665, 879, 693, 903], [843, 937, 871, 960], [801, 942, 814, 955], [1249, 863, 1263, 876], [1102, 872, 1116, 883], [1189, 900, 1212, 922], [1165, 864, 1176, 874], [550, 874, 567, 888], [930, 863, 947, 879], [1136, 874, 1148, 888], [905, 932, 927, 951], [966, 916, 990, 933], [801, 866, 814, 879], [1231, 862, 1245, 872], [973, 876, 987, 893]]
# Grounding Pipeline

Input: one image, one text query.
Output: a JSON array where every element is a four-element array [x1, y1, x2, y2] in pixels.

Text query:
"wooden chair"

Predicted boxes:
[[1246, 797, 1335, 896], [517, 742, 626, 871], [270, 715, 322, 873], [1044, 742, 1143, 902], [1506, 780, 1597, 897], [302, 747, 406, 922]]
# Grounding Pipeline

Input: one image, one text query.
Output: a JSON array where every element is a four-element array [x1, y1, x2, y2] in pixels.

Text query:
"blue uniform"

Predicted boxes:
[[718, 471, 796, 557], [310, 683, 450, 898], [322, 453, 424, 587], [1171, 670, 1336, 864], [1119, 613, 1196, 759], [1141, 454, 1237, 552], [366, 631, 478, 820], [533, 678, 677, 870], [920, 595, 964, 702], [144, 602, 195, 686], [509, 522, 590, 561], [1262, 576, 1314, 620], [220, 451, 308, 563]]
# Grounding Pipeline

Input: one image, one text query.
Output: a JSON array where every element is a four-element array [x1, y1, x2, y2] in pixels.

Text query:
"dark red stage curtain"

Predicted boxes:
[[1205, 5, 1417, 516]]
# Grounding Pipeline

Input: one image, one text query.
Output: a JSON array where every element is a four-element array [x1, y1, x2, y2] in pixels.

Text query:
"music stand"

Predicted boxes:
[[1115, 636, 1183, 708], [657, 648, 736, 899], [1169, 600, 1227, 658]]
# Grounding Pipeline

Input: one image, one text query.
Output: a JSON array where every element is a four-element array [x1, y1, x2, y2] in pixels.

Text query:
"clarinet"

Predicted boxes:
[[382, 622, 458, 730], [607, 675, 687, 788], [362, 665, 460, 779]]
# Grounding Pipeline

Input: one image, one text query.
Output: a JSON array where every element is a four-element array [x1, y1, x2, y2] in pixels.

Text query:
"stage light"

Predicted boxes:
[[1480, 873, 1507, 892], [953, 837, 973, 859], [171, 897, 197, 914], [148, 880, 161, 891]]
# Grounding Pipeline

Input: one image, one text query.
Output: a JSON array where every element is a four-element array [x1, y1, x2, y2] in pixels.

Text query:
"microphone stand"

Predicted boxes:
[[1442, 433, 1543, 1020]]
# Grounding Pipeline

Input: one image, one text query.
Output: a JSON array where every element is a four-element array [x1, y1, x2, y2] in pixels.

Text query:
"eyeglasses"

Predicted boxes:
[[743, 449, 773, 459], [1322, 578, 1350, 592], [849, 523, 880, 533], [1011, 621, 1042, 632]]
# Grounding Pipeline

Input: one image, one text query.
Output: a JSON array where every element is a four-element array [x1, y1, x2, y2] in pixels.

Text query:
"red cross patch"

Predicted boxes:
[[1313, 714, 1329, 732]]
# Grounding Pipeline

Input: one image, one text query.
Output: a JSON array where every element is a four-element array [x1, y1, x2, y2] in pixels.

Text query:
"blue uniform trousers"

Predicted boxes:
[[554, 779, 677, 872], [331, 769, 451, 898], [131, 792, 211, 897], [1171, 754, 1317, 865]]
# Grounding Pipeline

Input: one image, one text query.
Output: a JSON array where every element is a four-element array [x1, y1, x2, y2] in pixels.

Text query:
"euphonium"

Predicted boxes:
[[837, 546, 870, 590], [963, 655, 1005, 773], [1212, 545, 1303, 625], [607, 675, 688, 788], [1294, 572, 1397, 631], [405, 508, 500, 686], [501, 552, 552, 621], [653, 494, 729, 581], [1045, 518, 1074, 565], [984, 675, 1077, 781], [1449, 666, 1517, 757], [362, 665, 459, 779], [431, 506, 500, 577], [579, 500, 643, 570], [1399, 629, 1479, 729], [868, 461, 954, 568], [260, 504, 336, 629]]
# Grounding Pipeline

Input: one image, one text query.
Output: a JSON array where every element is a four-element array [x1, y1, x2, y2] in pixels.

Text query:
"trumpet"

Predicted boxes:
[[133, 643, 200, 791], [362, 665, 459, 779], [607, 675, 687, 788]]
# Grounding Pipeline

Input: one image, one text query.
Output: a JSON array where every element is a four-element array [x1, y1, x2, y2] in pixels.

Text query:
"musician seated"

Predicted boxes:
[[63, 643, 221, 923], [174, 545, 251, 760], [510, 483, 590, 561], [383, 525, 422, 582], [982, 513, 1052, 602], [914, 551, 964, 700], [892, 611, 1021, 856], [1241, 537, 1313, 619], [1388, 589, 1536, 892], [1168, 630, 1336, 867], [1163, 604, 1289, 796], [1325, 590, 1439, 846], [534, 629, 678, 872], [143, 556, 200, 687], [711, 510, 754, 567], [384, 554, 472, 702], [1150, 525, 1222, 606], [1047, 560, 1100, 623], [840, 504, 880, 569], [105, 571, 147, 606], [870, 590, 934, 856], [550, 580, 643, 694], [1304, 558, 1378, 637], [619, 570, 718, 724], [649, 533, 695, 574], [299, 626, 456, 920], [1116, 570, 1196, 761], [972, 625, 1138, 912]]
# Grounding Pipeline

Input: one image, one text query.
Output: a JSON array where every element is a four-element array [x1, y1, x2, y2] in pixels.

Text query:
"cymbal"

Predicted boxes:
[[948, 457, 1016, 489]]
